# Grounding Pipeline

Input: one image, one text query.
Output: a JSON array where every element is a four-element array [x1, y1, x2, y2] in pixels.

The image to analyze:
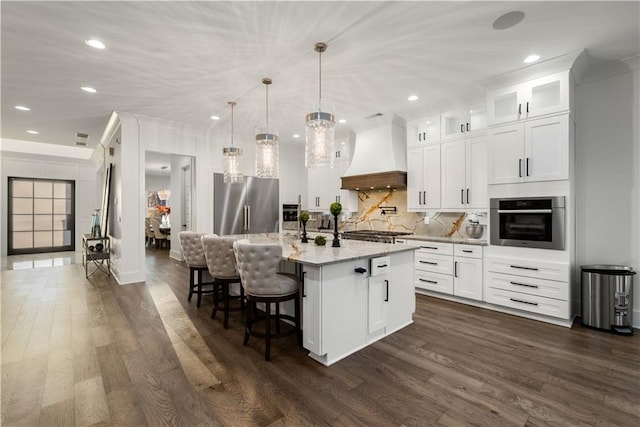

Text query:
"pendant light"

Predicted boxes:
[[223, 101, 243, 184], [305, 42, 335, 168], [255, 78, 279, 178]]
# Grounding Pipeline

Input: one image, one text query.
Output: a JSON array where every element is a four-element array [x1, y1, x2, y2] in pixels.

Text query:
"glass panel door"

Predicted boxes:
[[8, 177, 75, 254]]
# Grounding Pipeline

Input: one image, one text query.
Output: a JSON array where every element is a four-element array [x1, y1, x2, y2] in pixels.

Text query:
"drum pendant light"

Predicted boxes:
[[305, 42, 335, 168], [255, 78, 279, 178], [223, 101, 243, 184]]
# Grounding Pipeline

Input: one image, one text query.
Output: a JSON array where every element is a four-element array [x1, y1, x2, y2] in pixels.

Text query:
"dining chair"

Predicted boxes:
[[145, 217, 155, 247], [178, 231, 215, 307], [233, 239, 301, 361], [150, 218, 168, 249], [201, 235, 245, 329]]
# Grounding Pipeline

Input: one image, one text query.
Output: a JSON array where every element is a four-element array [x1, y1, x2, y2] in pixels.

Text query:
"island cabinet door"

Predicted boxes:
[[302, 266, 322, 356], [368, 274, 388, 339], [386, 250, 416, 333]]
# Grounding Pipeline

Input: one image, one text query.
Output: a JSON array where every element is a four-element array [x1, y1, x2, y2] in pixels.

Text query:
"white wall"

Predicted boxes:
[[575, 58, 640, 326], [0, 149, 98, 257], [145, 174, 170, 192]]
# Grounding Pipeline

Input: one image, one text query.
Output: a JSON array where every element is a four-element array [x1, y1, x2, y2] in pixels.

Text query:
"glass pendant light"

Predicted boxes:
[[305, 42, 335, 168], [223, 101, 243, 184], [255, 78, 279, 178]]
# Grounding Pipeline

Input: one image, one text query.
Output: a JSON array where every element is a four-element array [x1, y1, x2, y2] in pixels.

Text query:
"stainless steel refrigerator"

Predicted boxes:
[[213, 173, 280, 235]]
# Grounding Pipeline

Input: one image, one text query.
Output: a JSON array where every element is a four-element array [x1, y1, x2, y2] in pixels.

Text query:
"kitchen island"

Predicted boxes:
[[237, 234, 418, 366]]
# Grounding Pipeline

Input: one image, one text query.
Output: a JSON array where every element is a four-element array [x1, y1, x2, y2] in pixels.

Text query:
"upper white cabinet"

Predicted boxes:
[[441, 105, 487, 141], [487, 70, 572, 126], [407, 115, 441, 146], [488, 114, 570, 184], [307, 139, 357, 212], [440, 135, 487, 209], [407, 145, 441, 211]]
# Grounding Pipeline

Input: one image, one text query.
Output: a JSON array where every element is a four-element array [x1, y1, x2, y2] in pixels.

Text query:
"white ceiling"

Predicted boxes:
[[2, 1, 638, 150]]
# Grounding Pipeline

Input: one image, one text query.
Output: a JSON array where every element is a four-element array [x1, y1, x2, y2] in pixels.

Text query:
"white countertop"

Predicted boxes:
[[401, 235, 487, 246], [228, 233, 417, 266]]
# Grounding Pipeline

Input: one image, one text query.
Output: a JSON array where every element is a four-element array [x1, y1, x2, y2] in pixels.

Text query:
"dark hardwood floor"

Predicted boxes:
[[2, 248, 639, 426]]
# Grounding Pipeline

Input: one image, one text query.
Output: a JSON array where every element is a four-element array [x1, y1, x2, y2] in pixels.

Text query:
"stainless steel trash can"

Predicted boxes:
[[581, 265, 635, 335]]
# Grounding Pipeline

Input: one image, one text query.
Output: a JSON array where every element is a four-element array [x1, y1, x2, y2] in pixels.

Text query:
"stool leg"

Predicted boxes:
[[188, 268, 194, 302], [275, 302, 281, 334], [243, 299, 251, 346], [211, 282, 219, 319], [196, 269, 203, 308], [240, 285, 245, 311], [223, 282, 230, 329], [295, 292, 302, 345], [265, 301, 271, 361]]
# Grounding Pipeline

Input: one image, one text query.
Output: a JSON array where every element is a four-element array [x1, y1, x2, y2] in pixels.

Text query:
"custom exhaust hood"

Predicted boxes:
[[341, 115, 407, 190]]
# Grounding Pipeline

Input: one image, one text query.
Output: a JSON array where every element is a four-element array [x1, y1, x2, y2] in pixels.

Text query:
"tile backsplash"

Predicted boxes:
[[328, 189, 488, 240]]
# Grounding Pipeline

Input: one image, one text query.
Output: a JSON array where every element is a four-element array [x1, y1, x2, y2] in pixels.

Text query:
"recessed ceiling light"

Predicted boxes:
[[338, 119, 347, 124], [81, 86, 97, 93], [492, 11, 525, 30], [210, 115, 220, 120], [26, 130, 39, 134], [15, 105, 31, 111], [84, 38, 106, 49], [524, 54, 541, 64], [408, 95, 418, 101], [292, 134, 300, 138]]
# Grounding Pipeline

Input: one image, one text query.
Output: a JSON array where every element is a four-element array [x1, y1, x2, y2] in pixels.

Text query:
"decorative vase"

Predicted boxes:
[[161, 214, 169, 227], [301, 221, 308, 243], [91, 209, 101, 238], [332, 214, 340, 247]]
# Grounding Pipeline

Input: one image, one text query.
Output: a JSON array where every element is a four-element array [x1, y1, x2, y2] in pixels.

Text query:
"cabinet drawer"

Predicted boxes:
[[411, 240, 453, 255], [484, 286, 569, 319], [415, 253, 453, 275], [487, 272, 568, 301], [415, 271, 453, 294], [486, 256, 569, 282], [454, 244, 483, 259], [370, 256, 390, 276]]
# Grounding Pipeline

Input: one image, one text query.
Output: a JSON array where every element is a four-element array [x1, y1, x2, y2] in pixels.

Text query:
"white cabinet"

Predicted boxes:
[[441, 106, 487, 141], [440, 135, 487, 209], [367, 256, 390, 340], [307, 140, 357, 212], [453, 245, 483, 301], [407, 145, 441, 210], [485, 255, 570, 319], [487, 70, 572, 126], [407, 115, 441, 146], [409, 240, 483, 301], [302, 266, 322, 355], [488, 114, 570, 184]]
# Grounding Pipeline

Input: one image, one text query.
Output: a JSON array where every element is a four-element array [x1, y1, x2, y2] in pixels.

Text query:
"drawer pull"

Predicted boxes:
[[419, 278, 438, 284], [510, 264, 539, 271], [510, 298, 538, 306], [462, 249, 473, 253], [377, 264, 388, 268], [510, 281, 538, 289], [419, 261, 438, 265], [420, 246, 438, 250]]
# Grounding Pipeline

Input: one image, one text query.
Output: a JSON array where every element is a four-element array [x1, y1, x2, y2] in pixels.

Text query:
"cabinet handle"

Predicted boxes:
[[418, 191, 422, 205], [526, 158, 530, 176], [460, 124, 464, 133], [466, 122, 470, 132], [419, 260, 438, 265], [302, 271, 307, 297], [422, 132, 427, 141], [419, 278, 438, 284], [423, 191, 427, 205], [510, 281, 539, 289], [510, 298, 538, 306], [510, 264, 539, 271], [377, 264, 388, 268], [466, 189, 469, 204], [461, 189, 464, 204], [454, 261, 458, 278], [518, 159, 522, 177], [354, 267, 367, 274], [518, 103, 522, 115], [420, 246, 438, 250], [526, 102, 529, 113], [418, 133, 422, 142], [385, 280, 389, 302], [462, 249, 473, 253]]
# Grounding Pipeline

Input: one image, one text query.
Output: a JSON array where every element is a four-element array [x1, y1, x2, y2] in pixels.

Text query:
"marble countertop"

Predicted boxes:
[[229, 233, 417, 266], [401, 235, 488, 246]]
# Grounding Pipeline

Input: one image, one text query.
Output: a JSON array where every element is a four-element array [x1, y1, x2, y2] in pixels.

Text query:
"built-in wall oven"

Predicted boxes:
[[282, 204, 299, 230], [490, 196, 565, 250]]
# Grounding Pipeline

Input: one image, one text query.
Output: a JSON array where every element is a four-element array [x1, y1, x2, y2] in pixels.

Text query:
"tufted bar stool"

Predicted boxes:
[[233, 239, 301, 361], [201, 235, 245, 329], [178, 231, 216, 307]]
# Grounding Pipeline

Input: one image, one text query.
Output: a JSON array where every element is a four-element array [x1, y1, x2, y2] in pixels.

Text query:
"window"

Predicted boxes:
[[8, 177, 75, 255]]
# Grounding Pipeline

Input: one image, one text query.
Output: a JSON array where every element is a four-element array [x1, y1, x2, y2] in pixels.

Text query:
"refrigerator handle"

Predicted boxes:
[[247, 205, 251, 231], [243, 205, 247, 231]]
